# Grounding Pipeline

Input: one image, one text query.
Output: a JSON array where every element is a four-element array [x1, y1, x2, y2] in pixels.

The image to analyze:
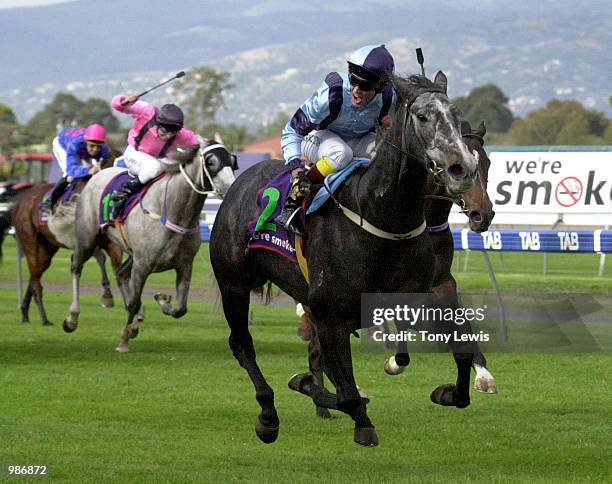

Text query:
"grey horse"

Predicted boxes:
[[63, 138, 236, 352]]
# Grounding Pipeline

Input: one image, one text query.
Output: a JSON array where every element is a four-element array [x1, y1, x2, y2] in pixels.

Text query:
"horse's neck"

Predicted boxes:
[[424, 182, 453, 227], [162, 165, 207, 228], [343, 133, 427, 233]]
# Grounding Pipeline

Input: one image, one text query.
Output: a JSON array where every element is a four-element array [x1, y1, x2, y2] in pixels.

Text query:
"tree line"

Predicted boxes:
[[1, 66, 611, 161]]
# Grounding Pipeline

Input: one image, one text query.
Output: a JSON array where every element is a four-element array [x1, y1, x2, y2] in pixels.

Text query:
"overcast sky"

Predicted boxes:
[[0, 0, 75, 9]]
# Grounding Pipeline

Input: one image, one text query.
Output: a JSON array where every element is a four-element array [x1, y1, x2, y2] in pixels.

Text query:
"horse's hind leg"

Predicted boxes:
[[93, 247, 114, 308], [222, 284, 279, 443], [20, 281, 34, 323], [154, 262, 193, 318], [23, 241, 57, 326]]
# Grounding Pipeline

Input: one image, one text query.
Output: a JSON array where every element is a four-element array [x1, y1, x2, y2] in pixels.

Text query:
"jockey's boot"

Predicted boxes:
[[275, 156, 338, 235], [275, 170, 312, 236], [40, 177, 69, 216], [275, 193, 305, 236], [111, 176, 144, 216]]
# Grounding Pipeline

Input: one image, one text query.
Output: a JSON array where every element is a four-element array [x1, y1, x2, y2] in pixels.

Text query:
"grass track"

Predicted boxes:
[[0, 238, 610, 482]]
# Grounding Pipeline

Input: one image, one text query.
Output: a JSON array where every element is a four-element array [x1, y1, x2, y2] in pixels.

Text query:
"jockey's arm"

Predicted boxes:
[[281, 79, 332, 164], [111, 94, 152, 119], [65, 145, 91, 179]]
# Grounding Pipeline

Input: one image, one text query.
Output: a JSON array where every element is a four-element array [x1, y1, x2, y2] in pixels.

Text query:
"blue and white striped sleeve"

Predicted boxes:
[[280, 76, 336, 164]]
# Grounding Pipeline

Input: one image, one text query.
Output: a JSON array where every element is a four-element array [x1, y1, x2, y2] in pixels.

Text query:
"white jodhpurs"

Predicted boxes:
[[301, 130, 376, 170], [52, 137, 69, 177], [123, 145, 167, 184]]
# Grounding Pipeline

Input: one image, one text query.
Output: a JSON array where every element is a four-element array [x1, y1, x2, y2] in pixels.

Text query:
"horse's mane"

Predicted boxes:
[[392, 74, 446, 104]]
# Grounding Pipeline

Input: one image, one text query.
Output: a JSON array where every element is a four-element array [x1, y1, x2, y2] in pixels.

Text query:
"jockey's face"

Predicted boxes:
[[351, 84, 376, 108], [86, 142, 102, 156], [158, 124, 179, 141]]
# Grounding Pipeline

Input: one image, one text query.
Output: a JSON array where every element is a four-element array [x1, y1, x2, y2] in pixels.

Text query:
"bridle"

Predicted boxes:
[[382, 99, 445, 184], [178, 142, 227, 196], [424, 130, 488, 214]]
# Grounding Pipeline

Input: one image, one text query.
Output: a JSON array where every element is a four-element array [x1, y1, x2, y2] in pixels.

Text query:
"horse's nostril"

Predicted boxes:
[[469, 211, 482, 223], [448, 163, 466, 178]]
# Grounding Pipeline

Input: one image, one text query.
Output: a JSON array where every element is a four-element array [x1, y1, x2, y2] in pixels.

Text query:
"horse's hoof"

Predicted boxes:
[[42, 321, 54, 326], [354, 427, 379, 447], [21, 319, 30, 324], [316, 406, 333, 419], [63, 320, 76, 333], [255, 415, 279, 444], [384, 356, 405, 375], [288, 373, 314, 397], [474, 378, 498, 394], [115, 345, 130, 353], [431, 384, 470, 408], [154, 293, 171, 305], [101, 297, 114, 308]]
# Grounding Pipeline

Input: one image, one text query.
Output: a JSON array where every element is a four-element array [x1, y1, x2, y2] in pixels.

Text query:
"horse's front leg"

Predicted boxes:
[[116, 258, 151, 353], [63, 248, 95, 333], [319, 321, 377, 446], [384, 320, 410, 375], [154, 261, 193, 318], [93, 247, 114, 308], [430, 316, 474, 408], [290, 317, 378, 446], [306, 322, 333, 419]]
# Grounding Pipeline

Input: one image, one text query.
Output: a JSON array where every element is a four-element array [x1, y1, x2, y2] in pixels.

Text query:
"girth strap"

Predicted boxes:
[[338, 203, 427, 240]]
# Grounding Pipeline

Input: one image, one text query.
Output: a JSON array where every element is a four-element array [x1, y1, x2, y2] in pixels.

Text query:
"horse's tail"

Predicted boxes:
[[0, 182, 35, 263], [0, 212, 10, 262], [252, 281, 273, 305]]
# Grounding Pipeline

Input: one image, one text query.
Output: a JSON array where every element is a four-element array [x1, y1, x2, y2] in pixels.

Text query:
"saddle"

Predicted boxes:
[[247, 159, 370, 263], [247, 169, 299, 261], [39, 179, 82, 224], [99, 171, 165, 230]]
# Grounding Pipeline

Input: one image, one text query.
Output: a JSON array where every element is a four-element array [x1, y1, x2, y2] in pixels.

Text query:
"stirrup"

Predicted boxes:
[[284, 207, 305, 236]]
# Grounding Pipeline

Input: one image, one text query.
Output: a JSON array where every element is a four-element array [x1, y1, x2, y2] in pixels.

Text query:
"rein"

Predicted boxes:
[[139, 142, 228, 235], [423, 130, 486, 214], [382, 101, 445, 183], [326, 98, 433, 241], [178, 143, 225, 196]]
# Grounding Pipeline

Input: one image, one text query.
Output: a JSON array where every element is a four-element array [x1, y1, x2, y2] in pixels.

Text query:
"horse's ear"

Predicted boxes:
[[477, 121, 487, 137], [214, 132, 224, 145], [433, 70, 447, 94], [460, 119, 471, 136]]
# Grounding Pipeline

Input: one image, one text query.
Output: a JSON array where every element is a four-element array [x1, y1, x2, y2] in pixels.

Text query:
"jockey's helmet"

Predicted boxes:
[[84, 123, 106, 143], [155, 104, 184, 132], [347, 45, 394, 92]]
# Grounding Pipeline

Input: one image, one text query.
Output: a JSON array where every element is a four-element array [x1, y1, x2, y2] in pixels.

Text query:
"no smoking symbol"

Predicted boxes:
[[555, 176, 583, 207]]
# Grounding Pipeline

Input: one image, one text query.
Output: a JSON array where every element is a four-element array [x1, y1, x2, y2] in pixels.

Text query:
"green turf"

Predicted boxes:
[[0, 237, 610, 482]]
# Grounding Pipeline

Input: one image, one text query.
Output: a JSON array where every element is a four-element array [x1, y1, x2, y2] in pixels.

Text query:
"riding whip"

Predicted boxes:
[[416, 48, 426, 78], [121, 71, 185, 105]]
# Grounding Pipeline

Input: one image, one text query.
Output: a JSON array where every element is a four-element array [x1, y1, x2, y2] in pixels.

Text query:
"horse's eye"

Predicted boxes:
[[416, 113, 427, 122]]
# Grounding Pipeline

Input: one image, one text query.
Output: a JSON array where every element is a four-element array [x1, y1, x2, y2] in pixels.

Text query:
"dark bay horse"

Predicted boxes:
[[210, 72, 478, 446], [6, 174, 121, 326], [298, 120, 496, 423], [64, 139, 236, 352], [383, 120, 497, 392]]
